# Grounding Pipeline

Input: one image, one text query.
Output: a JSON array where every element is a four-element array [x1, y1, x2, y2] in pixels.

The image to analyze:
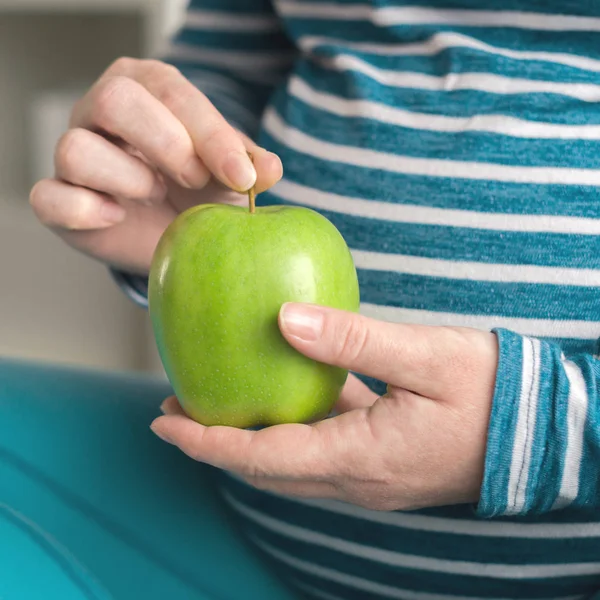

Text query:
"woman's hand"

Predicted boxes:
[[29, 57, 282, 274], [151, 303, 499, 511]]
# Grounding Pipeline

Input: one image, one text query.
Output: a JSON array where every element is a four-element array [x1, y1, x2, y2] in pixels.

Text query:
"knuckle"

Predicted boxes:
[[334, 318, 370, 364], [54, 129, 85, 175], [107, 56, 137, 75], [144, 61, 187, 106], [143, 58, 179, 79], [201, 118, 228, 149], [128, 179, 155, 201], [93, 76, 135, 128], [28, 180, 47, 209], [160, 129, 188, 159], [156, 80, 195, 114], [151, 132, 194, 176], [126, 172, 159, 201], [161, 62, 181, 79], [141, 59, 164, 86]]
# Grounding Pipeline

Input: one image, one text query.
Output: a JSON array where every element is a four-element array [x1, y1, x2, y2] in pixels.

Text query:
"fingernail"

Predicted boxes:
[[160, 399, 177, 415], [181, 156, 210, 188], [150, 422, 173, 444], [280, 303, 323, 342], [222, 150, 257, 191], [101, 202, 126, 224]]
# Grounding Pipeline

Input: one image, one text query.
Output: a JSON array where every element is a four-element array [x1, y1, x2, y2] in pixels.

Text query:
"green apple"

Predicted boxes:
[[148, 188, 360, 429]]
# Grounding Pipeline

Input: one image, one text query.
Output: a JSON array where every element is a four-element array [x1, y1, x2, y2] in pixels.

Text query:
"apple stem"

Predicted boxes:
[[247, 151, 256, 214], [248, 187, 256, 214]]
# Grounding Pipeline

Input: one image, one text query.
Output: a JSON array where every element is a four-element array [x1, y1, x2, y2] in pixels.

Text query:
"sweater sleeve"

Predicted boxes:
[[158, 0, 296, 138], [478, 328, 600, 517], [110, 270, 149, 309]]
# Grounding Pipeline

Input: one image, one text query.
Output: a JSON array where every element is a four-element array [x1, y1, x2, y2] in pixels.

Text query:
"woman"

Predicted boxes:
[[28, 0, 600, 597]]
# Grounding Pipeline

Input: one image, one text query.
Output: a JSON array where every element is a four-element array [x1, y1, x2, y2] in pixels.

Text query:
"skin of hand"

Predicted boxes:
[[29, 57, 283, 274], [151, 302, 499, 511]]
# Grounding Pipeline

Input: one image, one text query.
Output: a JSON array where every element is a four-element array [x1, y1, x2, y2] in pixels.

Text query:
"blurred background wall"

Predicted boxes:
[[0, 0, 187, 374]]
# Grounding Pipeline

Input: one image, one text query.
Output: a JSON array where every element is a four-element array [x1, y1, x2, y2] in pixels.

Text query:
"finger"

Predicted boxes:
[[238, 132, 283, 194], [278, 303, 497, 400], [334, 374, 379, 413], [77, 59, 258, 192], [160, 396, 185, 416], [54, 128, 167, 206], [57, 199, 177, 272], [150, 412, 354, 481], [133, 61, 257, 192], [30, 179, 125, 230], [167, 144, 280, 210], [71, 75, 211, 190]]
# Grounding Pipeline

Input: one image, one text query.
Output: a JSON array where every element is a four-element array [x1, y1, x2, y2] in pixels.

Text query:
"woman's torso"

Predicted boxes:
[[229, 1, 600, 597]]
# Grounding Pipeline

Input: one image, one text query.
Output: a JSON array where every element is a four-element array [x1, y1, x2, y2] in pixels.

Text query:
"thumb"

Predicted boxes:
[[278, 302, 493, 399]]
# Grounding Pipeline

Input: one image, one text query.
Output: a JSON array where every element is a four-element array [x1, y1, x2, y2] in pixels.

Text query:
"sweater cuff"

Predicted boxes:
[[478, 328, 597, 517], [110, 269, 149, 310]]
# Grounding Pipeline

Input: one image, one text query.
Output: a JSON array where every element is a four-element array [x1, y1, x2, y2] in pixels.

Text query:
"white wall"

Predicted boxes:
[[0, 204, 148, 371], [0, 0, 183, 374]]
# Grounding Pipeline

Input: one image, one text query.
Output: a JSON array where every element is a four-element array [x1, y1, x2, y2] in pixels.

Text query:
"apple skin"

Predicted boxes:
[[148, 203, 360, 429]]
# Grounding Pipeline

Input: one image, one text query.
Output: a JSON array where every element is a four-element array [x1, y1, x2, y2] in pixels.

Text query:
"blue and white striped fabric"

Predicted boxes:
[[117, 1, 600, 597]]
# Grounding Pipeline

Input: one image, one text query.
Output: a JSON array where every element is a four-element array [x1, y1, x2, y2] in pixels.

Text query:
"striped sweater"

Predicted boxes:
[[116, 1, 600, 597]]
